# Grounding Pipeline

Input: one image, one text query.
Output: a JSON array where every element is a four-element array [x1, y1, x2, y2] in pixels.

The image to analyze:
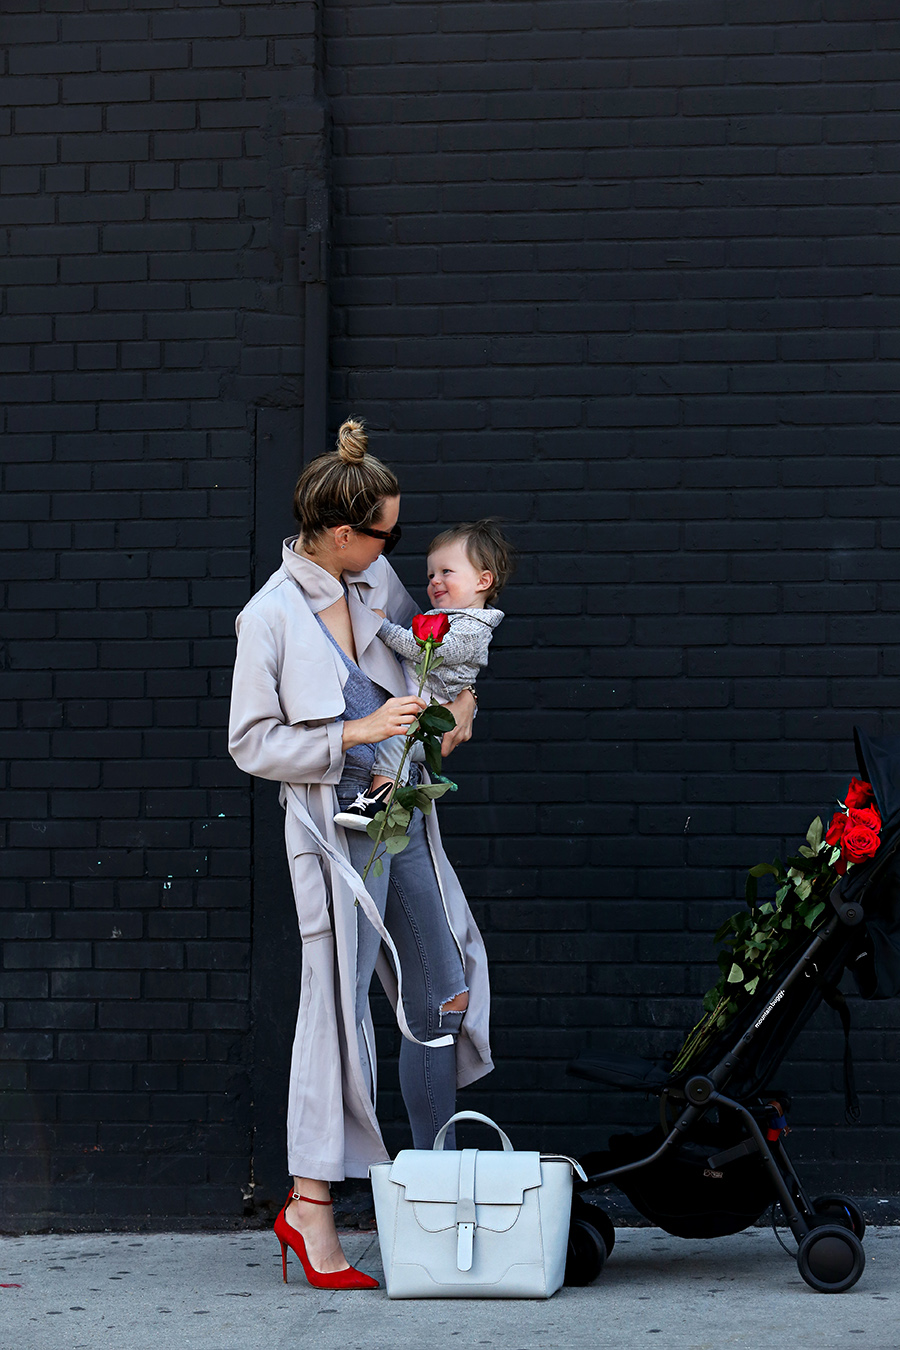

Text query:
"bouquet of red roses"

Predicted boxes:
[[824, 777, 882, 874], [672, 776, 882, 1073]]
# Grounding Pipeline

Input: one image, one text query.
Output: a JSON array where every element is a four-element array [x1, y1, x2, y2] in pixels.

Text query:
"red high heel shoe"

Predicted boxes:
[[274, 1191, 379, 1290]]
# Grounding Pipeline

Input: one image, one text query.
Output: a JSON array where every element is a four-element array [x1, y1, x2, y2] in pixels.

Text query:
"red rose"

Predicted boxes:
[[825, 812, 847, 847], [412, 612, 450, 645], [844, 777, 874, 809], [848, 804, 881, 834], [841, 824, 881, 866]]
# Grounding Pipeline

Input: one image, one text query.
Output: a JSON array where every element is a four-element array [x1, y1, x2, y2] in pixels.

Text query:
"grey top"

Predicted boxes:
[[315, 614, 384, 778], [378, 606, 504, 703]]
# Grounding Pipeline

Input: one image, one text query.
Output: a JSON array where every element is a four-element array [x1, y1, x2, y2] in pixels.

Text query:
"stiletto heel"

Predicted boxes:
[[273, 1191, 379, 1290]]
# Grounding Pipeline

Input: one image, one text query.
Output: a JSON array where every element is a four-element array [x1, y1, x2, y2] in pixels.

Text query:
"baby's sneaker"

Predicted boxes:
[[334, 782, 393, 832]]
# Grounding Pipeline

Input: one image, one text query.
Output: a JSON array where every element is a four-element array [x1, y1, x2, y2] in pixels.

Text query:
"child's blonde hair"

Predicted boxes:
[[428, 518, 516, 606]]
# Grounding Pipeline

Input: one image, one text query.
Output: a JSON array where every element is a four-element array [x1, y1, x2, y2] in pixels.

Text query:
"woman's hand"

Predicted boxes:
[[342, 696, 426, 749], [440, 688, 476, 757]]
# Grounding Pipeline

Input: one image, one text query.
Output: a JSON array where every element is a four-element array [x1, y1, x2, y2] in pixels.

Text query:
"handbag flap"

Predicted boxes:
[[388, 1149, 542, 1205]]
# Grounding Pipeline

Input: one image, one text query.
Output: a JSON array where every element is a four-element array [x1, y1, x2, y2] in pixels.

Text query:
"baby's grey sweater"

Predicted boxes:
[[378, 606, 504, 702]]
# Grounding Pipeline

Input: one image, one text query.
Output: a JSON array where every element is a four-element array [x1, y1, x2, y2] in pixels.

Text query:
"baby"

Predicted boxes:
[[334, 518, 514, 830]]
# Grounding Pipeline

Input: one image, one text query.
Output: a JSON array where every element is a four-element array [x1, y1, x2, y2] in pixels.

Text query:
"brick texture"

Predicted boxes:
[[1, 0, 323, 1225], [3, 0, 900, 1224], [324, 1, 900, 1187]]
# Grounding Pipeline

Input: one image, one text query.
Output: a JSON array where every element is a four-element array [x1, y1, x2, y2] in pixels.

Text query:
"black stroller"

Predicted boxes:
[[565, 728, 900, 1294]]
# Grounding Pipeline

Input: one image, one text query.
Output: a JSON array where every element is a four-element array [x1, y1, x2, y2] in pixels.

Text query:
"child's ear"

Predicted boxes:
[[476, 570, 494, 595]]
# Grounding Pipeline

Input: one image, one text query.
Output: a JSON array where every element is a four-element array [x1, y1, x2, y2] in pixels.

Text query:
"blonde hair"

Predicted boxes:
[[292, 419, 400, 537], [429, 518, 516, 606]]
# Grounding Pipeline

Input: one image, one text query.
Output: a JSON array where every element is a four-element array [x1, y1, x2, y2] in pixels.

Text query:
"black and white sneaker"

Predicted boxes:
[[334, 782, 393, 832]]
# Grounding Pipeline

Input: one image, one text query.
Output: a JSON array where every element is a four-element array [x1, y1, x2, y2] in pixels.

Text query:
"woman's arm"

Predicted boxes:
[[342, 696, 427, 749], [440, 687, 476, 757], [228, 610, 426, 782], [228, 611, 346, 783]]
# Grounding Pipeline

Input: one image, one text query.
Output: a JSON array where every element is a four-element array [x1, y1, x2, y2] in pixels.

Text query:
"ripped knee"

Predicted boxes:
[[439, 989, 469, 1028], [440, 991, 468, 1014]]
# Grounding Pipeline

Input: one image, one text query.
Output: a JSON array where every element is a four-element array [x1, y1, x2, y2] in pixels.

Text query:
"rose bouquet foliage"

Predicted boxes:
[[361, 613, 457, 883], [672, 777, 882, 1074]]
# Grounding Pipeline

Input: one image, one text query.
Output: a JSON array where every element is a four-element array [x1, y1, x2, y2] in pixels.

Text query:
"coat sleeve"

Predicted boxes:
[[228, 609, 346, 785]]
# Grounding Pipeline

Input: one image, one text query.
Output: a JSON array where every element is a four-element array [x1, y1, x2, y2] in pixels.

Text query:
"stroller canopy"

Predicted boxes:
[[854, 726, 900, 830], [847, 727, 900, 1000]]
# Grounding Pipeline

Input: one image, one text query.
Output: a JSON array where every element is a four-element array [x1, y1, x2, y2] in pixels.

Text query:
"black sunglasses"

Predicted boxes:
[[354, 523, 402, 556]]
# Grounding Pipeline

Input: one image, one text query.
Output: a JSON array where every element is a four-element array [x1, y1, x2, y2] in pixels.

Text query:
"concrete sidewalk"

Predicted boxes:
[[1, 1227, 898, 1350]]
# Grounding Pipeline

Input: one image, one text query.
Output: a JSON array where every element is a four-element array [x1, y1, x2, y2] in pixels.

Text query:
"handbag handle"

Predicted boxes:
[[432, 1110, 514, 1153]]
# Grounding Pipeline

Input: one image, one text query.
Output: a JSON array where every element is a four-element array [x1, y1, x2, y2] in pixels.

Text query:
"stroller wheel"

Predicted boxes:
[[797, 1223, 865, 1293], [572, 1193, 616, 1256], [565, 1219, 607, 1287], [812, 1194, 866, 1241]]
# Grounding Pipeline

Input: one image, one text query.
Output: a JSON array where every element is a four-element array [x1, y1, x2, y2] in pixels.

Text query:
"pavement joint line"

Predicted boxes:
[[1, 1227, 899, 1349]]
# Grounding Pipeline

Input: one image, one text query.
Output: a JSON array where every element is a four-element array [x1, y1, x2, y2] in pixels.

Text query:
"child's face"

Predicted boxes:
[[426, 540, 493, 610]]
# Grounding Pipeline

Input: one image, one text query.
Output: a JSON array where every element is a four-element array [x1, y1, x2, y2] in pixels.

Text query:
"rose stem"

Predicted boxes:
[[361, 636, 437, 884]]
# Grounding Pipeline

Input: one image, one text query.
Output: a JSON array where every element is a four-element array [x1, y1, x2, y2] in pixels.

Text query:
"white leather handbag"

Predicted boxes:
[[369, 1110, 587, 1299]]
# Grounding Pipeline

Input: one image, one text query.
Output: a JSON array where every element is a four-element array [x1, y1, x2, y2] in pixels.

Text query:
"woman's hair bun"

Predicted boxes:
[[336, 418, 368, 464], [293, 415, 398, 534]]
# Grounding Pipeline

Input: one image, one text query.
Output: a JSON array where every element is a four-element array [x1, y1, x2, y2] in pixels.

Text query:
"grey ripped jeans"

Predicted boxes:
[[337, 770, 467, 1150]]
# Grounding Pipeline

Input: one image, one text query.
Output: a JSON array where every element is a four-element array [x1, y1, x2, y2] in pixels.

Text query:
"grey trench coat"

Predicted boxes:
[[228, 540, 493, 1180]]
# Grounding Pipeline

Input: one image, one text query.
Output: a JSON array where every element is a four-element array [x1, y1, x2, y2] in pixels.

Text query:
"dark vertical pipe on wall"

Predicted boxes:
[[249, 193, 330, 1212], [302, 183, 329, 462], [249, 3, 331, 1212]]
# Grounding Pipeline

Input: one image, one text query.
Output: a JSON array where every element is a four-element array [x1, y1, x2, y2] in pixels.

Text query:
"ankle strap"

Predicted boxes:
[[291, 1192, 333, 1205]]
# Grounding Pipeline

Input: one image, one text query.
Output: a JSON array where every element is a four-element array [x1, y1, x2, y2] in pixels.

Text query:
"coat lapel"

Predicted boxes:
[[281, 537, 344, 611], [280, 538, 409, 699], [347, 588, 409, 697]]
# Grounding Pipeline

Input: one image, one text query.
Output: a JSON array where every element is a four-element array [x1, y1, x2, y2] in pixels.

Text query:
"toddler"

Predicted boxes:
[[334, 519, 514, 830]]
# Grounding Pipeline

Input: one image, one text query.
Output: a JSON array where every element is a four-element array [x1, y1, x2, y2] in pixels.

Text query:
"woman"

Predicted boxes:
[[228, 420, 493, 1289]]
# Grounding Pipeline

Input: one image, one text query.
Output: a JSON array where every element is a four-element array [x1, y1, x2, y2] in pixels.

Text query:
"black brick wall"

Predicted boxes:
[[1, 0, 324, 1224], [2, 0, 900, 1225], [324, 0, 900, 1194]]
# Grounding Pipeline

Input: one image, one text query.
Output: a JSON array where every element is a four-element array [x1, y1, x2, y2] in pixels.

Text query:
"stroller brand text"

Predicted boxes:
[[753, 989, 785, 1030]]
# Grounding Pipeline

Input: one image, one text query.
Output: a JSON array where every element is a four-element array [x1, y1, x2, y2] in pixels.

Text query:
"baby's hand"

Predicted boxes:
[[373, 608, 385, 619]]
